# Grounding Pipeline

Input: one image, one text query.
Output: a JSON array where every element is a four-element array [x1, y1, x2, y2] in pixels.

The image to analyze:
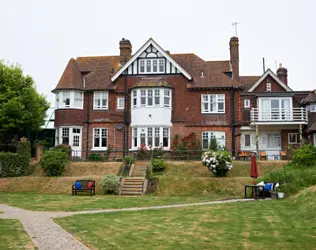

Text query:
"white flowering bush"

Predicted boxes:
[[202, 150, 232, 177]]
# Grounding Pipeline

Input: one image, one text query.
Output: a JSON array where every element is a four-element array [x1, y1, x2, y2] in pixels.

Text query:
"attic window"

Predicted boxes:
[[266, 83, 272, 92], [139, 59, 165, 74]]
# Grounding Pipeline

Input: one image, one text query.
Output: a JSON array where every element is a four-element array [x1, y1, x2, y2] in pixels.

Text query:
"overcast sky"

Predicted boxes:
[[1, 0, 315, 106]]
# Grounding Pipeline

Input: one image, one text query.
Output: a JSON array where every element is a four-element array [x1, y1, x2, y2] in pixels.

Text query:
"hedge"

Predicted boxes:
[[0, 152, 23, 177]]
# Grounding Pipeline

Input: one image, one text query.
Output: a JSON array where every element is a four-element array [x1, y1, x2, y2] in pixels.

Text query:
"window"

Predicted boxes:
[[266, 83, 271, 92], [139, 59, 165, 73], [154, 89, 160, 105], [74, 91, 83, 108], [132, 127, 170, 149], [117, 97, 125, 110], [72, 127, 81, 147], [63, 91, 70, 107], [245, 134, 251, 147], [259, 98, 291, 120], [267, 134, 280, 148], [288, 133, 299, 144], [133, 90, 137, 107], [62, 128, 69, 145], [202, 131, 225, 150], [94, 92, 108, 109], [244, 99, 250, 108], [56, 93, 59, 108], [201, 94, 225, 113], [164, 90, 170, 107], [132, 89, 171, 108], [308, 104, 316, 112], [93, 128, 108, 149]]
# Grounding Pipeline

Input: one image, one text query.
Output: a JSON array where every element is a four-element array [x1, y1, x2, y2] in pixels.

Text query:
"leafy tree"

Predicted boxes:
[[0, 61, 49, 136]]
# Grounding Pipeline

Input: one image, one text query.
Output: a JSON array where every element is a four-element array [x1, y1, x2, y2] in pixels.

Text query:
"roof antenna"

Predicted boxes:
[[262, 57, 266, 73], [232, 22, 242, 36]]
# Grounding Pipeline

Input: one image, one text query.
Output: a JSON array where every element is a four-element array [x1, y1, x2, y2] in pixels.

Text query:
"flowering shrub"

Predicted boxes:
[[137, 144, 148, 160], [202, 150, 232, 177], [171, 133, 202, 160]]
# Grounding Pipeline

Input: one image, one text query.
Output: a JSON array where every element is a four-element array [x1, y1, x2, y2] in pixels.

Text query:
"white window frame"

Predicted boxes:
[[139, 59, 165, 74], [56, 126, 82, 149], [267, 133, 281, 148], [202, 131, 226, 150], [244, 99, 250, 108], [201, 94, 225, 114], [244, 134, 251, 147], [93, 128, 108, 150], [117, 97, 125, 110], [266, 82, 272, 92], [55, 91, 84, 110], [74, 91, 83, 109], [93, 91, 108, 110], [288, 133, 299, 144], [132, 127, 170, 149], [63, 91, 71, 108], [132, 88, 171, 108]]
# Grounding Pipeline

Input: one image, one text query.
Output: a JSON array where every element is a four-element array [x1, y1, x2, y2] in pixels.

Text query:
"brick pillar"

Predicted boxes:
[[229, 37, 239, 81]]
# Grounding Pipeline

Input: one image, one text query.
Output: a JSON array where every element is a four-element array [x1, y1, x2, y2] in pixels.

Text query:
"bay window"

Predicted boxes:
[[202, 131, 225, 150], [132, 88, 171, 108], [94, 91, 108, 110], [55, 91, 84, 109], [63, 91, 70, 107], [201, 94, 225, 113], [93, 128, 108, 149], [132, 127, 170, 149]]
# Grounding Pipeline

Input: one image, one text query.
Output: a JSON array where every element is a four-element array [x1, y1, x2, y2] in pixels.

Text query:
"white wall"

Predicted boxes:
[[131, 107, 171, 126]]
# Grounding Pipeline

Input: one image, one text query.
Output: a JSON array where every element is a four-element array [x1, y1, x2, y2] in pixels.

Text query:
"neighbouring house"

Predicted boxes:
[[301, 90, 316, 146], [52, 37, 312, 159]]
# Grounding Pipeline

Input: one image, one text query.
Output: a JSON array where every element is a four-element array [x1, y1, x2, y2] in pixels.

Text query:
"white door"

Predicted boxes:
[[71, 128, 82, 157]]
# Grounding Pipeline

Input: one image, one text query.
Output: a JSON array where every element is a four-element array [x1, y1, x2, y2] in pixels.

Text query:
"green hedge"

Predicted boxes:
[[0, 152, 23, 177], [17, 140, 31, 175], [40, 150, 68, 176]]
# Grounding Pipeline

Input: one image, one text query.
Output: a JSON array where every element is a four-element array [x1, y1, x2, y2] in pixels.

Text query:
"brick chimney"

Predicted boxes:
[[119, 38, 132, 66], [229, 37, 239, 81], [277, 63, 288, 85]]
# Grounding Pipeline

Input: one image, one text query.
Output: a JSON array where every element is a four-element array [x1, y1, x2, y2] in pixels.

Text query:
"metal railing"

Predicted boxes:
[[251, 107, 307, 123]]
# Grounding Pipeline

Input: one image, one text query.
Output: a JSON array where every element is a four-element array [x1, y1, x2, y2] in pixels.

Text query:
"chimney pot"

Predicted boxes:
[[119, 38, 132, 66], [277, 65, 288, 86]]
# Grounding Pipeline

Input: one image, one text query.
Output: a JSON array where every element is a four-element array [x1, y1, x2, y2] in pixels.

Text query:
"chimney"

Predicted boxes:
[[229, 37, 239, 81], [277, 63, 288, 85], [119, 38, 132, 66]]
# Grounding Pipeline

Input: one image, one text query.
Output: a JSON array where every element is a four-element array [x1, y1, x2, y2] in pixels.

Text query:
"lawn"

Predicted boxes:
[[0, 192, 219, 212], [0, 219, 35, 249], [55, 186, 316, 250]]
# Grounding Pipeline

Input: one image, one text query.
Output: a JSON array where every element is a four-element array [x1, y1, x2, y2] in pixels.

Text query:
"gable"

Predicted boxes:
[[111, 38, 192, 81], [248, 69, 292, 92]]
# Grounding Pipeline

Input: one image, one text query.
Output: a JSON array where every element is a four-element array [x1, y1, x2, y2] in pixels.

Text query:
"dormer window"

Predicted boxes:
[[266, 83, 271, 92], [139, 59, 165, 74]]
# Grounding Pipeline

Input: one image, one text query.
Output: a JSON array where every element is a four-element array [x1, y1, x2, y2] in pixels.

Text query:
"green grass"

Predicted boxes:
[[0, 219, 35, 249], [0, 192, 219, 212], [56, 186, 316, 250]]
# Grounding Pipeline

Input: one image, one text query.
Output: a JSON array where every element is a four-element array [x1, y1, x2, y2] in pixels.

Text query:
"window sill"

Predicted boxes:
[[132, 106, 171, 109], [91, 148, 108, 151], [129, 147, 170, 151], [93, 108, 109, 111], [55, 107, 84, 110], [201, 112, 225, 115]]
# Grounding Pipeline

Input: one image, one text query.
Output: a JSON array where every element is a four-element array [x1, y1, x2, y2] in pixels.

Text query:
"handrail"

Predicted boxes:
[[250, 107, 307, 122]]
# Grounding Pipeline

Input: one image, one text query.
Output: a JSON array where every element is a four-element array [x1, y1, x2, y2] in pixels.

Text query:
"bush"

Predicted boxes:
[[209, 138, 218, 151], [104, 145, 112, 161], [146, 165, 154, 180], [171, 133, 202, 160], [0, 152, 23, 177], [292, 144, 316, 167], [17, 140, 31, 175], [136, 144, 149, 160], [87, 153, 102, 161], [124, 156, 135, 166], [151, 146, 164, 159], [202, 150, 232, 177], [54, 144, 72, 158], [151, 158, 165, 172], [40, 150, 68, 176], [100, 174, 120, 194]]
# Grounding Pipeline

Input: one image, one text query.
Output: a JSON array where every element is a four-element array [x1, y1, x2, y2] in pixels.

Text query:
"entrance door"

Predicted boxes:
[[72, 128, 81, 157]]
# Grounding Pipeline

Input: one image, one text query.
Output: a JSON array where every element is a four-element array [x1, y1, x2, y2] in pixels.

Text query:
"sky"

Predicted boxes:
[[1, 0, 315, 107]]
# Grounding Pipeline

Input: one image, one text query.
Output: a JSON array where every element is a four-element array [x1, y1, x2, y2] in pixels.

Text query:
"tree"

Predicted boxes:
[[0, 60, 50, 137]]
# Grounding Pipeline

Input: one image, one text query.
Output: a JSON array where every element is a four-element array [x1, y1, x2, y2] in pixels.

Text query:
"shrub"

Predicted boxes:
[[53, 144, 72, 158], [40, 150, 68, 176], [100, 174, 120, 194], [0, 152, 23, 177], [17, 140, 31, 175], [151, 158, 165, 172], [87, 153, 102, 161], [292, 144, 316, 167], [137, 144, 149, 160], [151, 146, 164, 159], [209, 138, 218, 151], [124, 156, 135, 166], [202, 150, 232, 177], [171, 133, 202, 160], [146, 165, 154, 180], [104, 145, 112, 161]]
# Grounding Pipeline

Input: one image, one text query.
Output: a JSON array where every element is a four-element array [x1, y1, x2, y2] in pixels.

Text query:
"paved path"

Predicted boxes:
[[0, 198, 262, 250]]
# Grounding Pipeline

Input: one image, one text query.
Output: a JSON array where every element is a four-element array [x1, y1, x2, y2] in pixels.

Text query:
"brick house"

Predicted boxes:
[[52, 37, 311, 159]]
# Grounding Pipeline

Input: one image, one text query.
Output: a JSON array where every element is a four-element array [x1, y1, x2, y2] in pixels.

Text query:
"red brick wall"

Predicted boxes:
[[253, 75, 286, 92], [55, 109, 85, 127]]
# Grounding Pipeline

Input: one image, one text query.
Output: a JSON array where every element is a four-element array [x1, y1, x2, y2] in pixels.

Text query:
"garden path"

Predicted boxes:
[[0, 198, 261, 250]]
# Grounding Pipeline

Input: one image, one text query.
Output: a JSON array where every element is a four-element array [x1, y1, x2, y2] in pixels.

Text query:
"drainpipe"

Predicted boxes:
[[123, 63, 128, 157], [231, 87, 236, 157], [86, 91, 90, 158]]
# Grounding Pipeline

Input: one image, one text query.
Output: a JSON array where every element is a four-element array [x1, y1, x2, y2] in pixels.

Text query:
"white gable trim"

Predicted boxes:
[[111, 38, 192, 81], [248, 69, 292, 92]]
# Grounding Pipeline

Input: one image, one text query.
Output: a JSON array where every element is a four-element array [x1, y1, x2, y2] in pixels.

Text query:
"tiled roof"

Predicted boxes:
[[239, 76, 261, 91], [301, 90, 316, 104], [133, 77, 173, 88], [309, 121, 316, 131], [54, 53, 240, 91]]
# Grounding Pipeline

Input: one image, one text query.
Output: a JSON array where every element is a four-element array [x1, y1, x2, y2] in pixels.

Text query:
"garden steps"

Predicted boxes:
[[120, 166, 146, 196]]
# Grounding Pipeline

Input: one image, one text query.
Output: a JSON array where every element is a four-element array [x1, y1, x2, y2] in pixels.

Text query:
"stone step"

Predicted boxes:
[[121, 191, 143, 195], [122, 188, 143, 192], [124, 179, 143, 182]]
